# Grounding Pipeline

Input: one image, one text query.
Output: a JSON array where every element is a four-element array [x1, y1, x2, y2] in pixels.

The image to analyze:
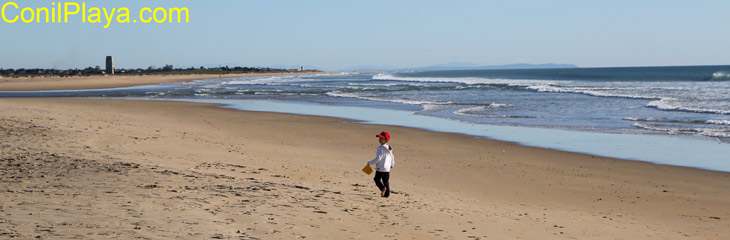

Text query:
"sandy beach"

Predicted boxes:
[[1, 95, 729, 239], [0, 72, 323, 91], [3, 0, 728, 238]]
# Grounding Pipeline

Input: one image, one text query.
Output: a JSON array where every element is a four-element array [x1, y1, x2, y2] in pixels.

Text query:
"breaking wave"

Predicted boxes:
[[647, 98, 730, 115], [706, 119, 730, 125], [452, 104, 532, 118], [373, 73, 564, 86], [376, 73, 730, 116], [711, 71, 730, 80], [632, 123, 730, 138], [623, 117, 707, 124], [325, 91, 451, 105]]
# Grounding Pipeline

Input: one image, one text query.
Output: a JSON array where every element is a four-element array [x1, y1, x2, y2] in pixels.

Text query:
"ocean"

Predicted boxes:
[[3, 65, 730, 171]]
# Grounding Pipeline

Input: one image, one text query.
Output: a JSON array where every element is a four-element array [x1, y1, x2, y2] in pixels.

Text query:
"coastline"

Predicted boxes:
[[0, 72, 330, 91], [177, 98, 730, 173], [2, 97, 729, 239]]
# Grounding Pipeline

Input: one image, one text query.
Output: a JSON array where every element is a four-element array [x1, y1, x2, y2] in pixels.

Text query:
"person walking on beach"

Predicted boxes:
[[368, 131, 395, 198]]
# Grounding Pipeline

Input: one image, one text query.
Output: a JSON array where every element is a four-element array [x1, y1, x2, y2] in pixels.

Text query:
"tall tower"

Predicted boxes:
[[106, 56, 114, 74]]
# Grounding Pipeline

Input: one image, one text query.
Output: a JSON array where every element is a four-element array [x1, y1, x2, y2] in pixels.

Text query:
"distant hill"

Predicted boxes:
[[341, 62, 578, 71], [486, 63, 578, 70]]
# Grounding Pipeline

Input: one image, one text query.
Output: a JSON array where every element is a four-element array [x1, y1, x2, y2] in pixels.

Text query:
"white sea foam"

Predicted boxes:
[[633, 123, 730, 138], [420, 104, 449, 112], [624, 117, 660, 122], [706, 119, 730, 125], [224, 79, 276, 85], [453, 104, 514, 118], [347, 82, 406, 87], [372, 73, 563, 86], [526, 85, 659, 100], [377, 73, 660, 100], [223, 75, 305, 85], [234, 90, 252, 95], [453, 107, 489, 117], [683, 128, 730, 138], [632, 123, 687, 135], [200, 84, 221, 89], [544, 86, 730, 116], [325, 91, 360, 98], [325, 91, 451, 105], [712, 71, 730, 80], [647, 98, 730, 115], [377, 73, 730, 117], [623, 117, 705, 124], [145, 92, 166, 96], [527, 83, 730, 116]]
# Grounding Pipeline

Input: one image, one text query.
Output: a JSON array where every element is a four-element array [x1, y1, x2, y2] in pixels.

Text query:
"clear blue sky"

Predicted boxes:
[[1, 0, 728, 70]]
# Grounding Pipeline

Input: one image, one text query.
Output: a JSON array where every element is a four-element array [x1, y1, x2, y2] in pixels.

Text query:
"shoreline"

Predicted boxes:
[[2, 74, 728, 172], [0, 72, 333, 91], [5, 70, 726, 173], [175, 98, 730, 173], [2, 97, 729, 239]]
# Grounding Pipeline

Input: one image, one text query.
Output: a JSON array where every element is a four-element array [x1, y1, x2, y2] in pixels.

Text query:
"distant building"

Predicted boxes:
[[300, 66, 304, 71], [106, 56, 114, 74]]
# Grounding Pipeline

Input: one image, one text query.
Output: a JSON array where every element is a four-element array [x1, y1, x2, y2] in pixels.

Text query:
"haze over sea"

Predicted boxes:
[[3, 65, 730, 171]]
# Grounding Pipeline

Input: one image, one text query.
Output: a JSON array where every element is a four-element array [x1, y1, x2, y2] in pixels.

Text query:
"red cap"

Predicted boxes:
[[376, 131, 391, 140]]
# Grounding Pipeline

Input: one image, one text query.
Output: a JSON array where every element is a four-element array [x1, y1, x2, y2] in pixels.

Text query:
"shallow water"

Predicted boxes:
[[155, 98, 730, 173]]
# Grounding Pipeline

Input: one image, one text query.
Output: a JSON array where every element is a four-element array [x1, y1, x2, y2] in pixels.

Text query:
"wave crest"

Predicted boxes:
[[711, 71, 730, 80], [633, 123, 730, 138], [452, 104, 532, 118], [647, 98, 730, 115], [372, 73, 563, 86], [706, 119, 730, 125], [325, 91, 451, 105]]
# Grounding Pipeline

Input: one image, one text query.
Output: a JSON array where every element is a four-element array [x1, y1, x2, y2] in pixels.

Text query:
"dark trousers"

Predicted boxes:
[[373, 171, 390, 197]]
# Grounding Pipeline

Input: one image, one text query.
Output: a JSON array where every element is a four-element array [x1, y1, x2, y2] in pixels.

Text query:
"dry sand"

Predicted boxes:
[[0, 72, 323, 91], [1, 98, 730, 239]]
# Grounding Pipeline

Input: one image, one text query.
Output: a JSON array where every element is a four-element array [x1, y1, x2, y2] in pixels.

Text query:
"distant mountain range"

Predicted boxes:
[[339, 62, 578, 72]]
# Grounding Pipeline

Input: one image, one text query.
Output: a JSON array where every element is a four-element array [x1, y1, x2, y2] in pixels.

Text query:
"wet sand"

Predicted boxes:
[[1, 98, 729, 239]]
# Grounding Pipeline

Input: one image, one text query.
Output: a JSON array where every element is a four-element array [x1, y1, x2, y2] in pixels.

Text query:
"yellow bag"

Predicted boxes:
[[362, 164, 373, 175]]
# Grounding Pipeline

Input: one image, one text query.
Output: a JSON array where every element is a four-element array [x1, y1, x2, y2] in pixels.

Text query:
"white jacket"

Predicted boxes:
[[368, 144, 394, 172]]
